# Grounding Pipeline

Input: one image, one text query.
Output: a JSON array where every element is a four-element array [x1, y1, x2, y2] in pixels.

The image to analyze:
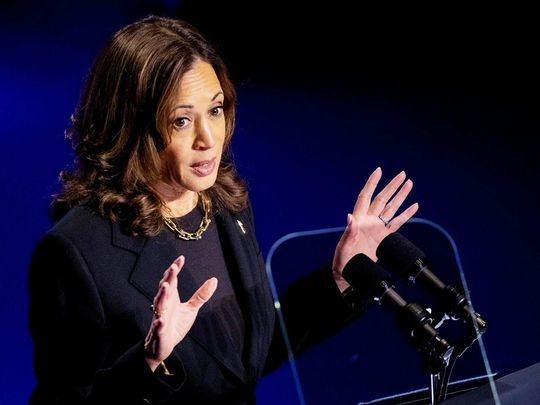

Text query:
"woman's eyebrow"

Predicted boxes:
[[172, 91, 224, 111]]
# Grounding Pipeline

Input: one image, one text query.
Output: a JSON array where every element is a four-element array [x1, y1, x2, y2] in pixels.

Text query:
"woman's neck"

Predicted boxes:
[[155, 180, 198, 218]]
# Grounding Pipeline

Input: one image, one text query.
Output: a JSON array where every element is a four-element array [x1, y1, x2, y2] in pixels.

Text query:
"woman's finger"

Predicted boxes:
[[167, 256, 184, 292], [387, 202, 419, 231], [380, 179, 413, 220], [352, 167, 382, 216], [153, 282, 170, 318], [368, 171, 407, 215], [187, 278, 218, 310], [161, 256, 184, 281], [174, 255, 185, 271], [153, 281, 166, 307], [159, 255, 184, 290]]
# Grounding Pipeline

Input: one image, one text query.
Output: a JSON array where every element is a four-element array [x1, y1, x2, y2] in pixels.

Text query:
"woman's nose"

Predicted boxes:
[[194, 118, 215, 150]]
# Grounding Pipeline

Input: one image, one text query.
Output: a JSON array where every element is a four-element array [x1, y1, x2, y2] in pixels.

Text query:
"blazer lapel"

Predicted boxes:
[[215, 210, 275, 379], [127, 231, 181, 302]]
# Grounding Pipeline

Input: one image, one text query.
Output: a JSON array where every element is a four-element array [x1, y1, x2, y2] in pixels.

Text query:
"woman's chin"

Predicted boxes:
[[188, 175, 218, 193]]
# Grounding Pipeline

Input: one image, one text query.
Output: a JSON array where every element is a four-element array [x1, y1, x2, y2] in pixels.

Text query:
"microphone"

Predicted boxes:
[[342, 253, 452, 357], [376, 232, 486, 330]]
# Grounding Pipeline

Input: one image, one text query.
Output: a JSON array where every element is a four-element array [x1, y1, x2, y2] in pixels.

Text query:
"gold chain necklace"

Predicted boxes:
[[163, 195, 211, 241]]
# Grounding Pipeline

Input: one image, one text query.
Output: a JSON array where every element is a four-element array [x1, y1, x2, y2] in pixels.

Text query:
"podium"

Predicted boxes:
[[440, 361, 540, 405]]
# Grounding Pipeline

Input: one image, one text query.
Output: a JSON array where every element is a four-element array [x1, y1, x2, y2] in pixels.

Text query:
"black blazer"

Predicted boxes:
[[28, 204, 357, 405]]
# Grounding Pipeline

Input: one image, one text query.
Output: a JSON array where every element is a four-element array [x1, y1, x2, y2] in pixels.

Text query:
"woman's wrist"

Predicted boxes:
[[332, 267, 350, 293], [333, 268, 365, 312], [145, 356, 161, 372], [146, 357, 175, 376]]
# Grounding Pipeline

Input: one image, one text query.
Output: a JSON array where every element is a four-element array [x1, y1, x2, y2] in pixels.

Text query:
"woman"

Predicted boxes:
[[28, 15, 418, 404]]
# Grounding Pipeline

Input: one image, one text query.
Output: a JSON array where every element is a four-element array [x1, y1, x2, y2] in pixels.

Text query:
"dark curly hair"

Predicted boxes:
[[51, 15, 248, 236]]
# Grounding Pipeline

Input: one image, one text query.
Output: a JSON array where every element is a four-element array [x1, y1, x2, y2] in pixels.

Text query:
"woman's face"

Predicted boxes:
[[160, 60, 226, 194]]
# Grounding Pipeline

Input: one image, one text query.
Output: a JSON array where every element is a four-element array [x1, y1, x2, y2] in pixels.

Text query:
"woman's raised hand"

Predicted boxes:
[[144, 255, 218, 371], [332, 167, 419, 292]]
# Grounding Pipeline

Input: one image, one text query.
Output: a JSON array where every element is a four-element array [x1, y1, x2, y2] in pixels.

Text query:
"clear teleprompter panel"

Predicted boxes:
[[265, 219, 499, 405]]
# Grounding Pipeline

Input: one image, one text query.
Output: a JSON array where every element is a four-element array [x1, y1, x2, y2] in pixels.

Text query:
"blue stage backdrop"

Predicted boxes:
[[1, 2, 538, 404]]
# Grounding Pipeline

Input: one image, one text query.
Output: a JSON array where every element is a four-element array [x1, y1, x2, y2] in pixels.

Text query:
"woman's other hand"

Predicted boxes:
[[332, 167, 419, 292], [144, 255, 218, 371]]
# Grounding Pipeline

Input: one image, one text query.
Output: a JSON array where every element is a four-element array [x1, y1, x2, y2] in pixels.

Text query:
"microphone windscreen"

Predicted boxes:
[[342, 253, 391, 299], [376, 233, 426, 278]]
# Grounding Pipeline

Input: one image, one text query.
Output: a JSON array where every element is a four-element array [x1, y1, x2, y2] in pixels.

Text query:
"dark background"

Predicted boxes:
[[1, 1, 538, 403]]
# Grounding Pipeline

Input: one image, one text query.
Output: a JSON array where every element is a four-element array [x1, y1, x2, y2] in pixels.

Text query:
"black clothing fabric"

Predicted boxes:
[[169, 206, 246, 367], [28, 203, 361, 404]]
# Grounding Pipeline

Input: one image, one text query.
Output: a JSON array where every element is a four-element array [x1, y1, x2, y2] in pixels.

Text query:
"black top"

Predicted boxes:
[[168, 205, 246, 367]]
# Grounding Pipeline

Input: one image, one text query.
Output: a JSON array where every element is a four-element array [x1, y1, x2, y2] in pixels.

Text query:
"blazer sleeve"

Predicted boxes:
[[262, 263, 366, 374], [28, 232, 185, 405]]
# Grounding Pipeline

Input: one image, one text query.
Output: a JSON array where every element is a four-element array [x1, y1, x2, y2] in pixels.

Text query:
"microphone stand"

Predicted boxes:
[[437, 312, 488, 402], [425, 339, 453, 405], [391, 302, 454, 405]]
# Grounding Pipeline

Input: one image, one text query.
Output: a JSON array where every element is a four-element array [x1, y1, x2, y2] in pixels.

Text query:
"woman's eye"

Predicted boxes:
[[210, 106, 223, 117], [173, 117, 189, 129]]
